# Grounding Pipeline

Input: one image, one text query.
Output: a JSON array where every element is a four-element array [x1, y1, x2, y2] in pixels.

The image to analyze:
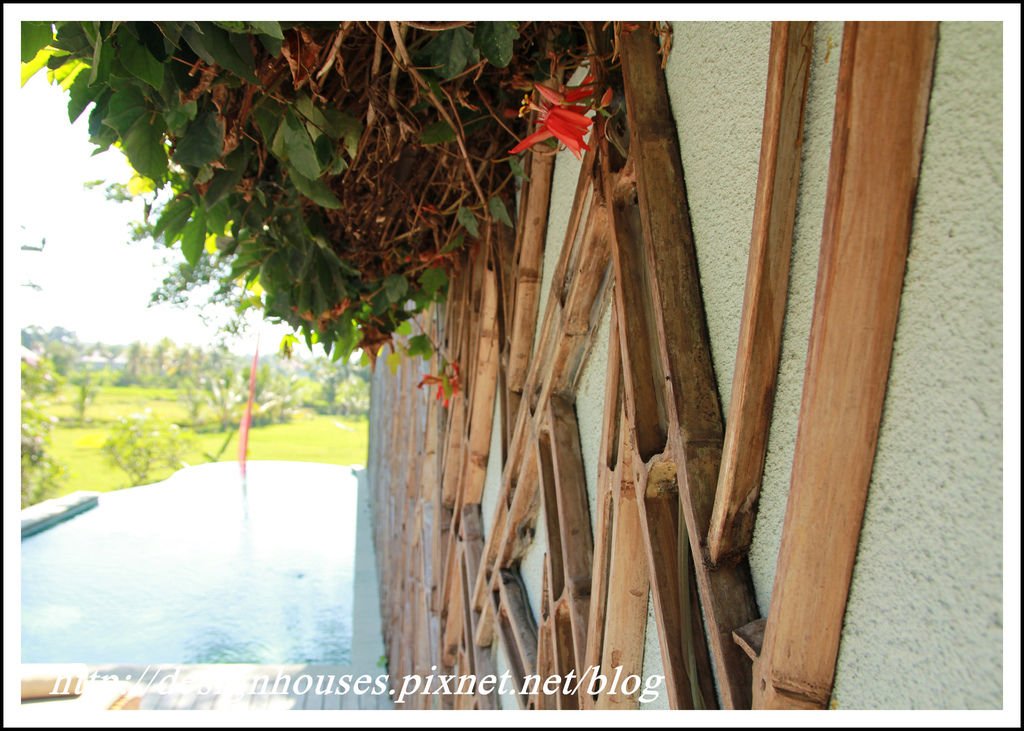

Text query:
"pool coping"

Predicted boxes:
[[21, 492, 100, 539]]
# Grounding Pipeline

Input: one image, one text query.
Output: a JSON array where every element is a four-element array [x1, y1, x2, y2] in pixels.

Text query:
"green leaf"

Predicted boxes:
[[488, 195, 514, 227], [473, 21, 518, 68], [47, 57, 87, 91], [153, 196, 194, 243], [67, 72, 99, 123], [88, 38, 112, 86], [122, 116, 168, 181], [182, 23, 257, 82], [173, 106, 225, 168], [181, 207, 207, 266], [252, 100, 283, 143], [46, 51, 70, 70], [323, 109, 362, 157], [81, 21, 101, 48], [386, 351, 402, 374], [288, 168, 341, 209], [274, 109, 321, 180], [212, 21, 249, 34], [103, 84, 147, 135], [279, 333, 299, 357], [119, 35, 165, 90], [250, 21, 284, 40], [205, 198, 231, 236], [22, 21, 53, 63], [180, 24, 214, 65], [429, 27, 477, 80], [407, 334, 433, 359], [163, 100, 197, 136], [21, 47, 52, 86], [395, 320, 413, 336], [204, 159, 246, 206], [257, 33, 283, 57], [383, 274, 409, 304], [441, 231, 465, 254], [134, 21, 170, 61], [419, 120, 456, 145], [508, 156, 529, 180], [295, 94, 329, 136], [456, 206, 479, 238], [419, 267, 448, 297]]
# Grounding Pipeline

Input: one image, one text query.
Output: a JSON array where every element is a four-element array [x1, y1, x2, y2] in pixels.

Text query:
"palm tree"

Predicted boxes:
[[204, 368, 245, 432]]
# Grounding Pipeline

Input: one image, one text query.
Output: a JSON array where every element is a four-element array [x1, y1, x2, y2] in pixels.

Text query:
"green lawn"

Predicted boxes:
[[46, 385, 368, 497]]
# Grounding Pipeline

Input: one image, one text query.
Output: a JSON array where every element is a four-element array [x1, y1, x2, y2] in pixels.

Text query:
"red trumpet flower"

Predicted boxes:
[[417, 361, 461, 409], [509, 82, 597, 160]]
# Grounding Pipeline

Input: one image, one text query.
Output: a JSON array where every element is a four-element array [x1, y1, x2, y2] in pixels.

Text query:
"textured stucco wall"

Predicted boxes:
[[574, 298, 612, 537], [666, 21, 773, 418], [480, 397, 503, 542]]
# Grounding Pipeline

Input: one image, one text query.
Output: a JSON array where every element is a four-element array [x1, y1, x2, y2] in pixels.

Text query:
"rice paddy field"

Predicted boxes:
[[46, 385, 368, 496]]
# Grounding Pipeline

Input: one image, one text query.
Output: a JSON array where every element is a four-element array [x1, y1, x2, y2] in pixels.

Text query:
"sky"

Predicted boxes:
[[7, 72, 293, 355]]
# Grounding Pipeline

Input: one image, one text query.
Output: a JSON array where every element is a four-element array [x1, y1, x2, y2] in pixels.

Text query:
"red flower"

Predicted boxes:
[[417, 365, 461, 409], [509, 82, 596, 160]]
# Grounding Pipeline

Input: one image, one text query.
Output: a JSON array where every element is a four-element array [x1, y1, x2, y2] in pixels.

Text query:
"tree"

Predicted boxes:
[[21, 358, 66, 506], [69, 369, 99, 423], [316, 359, 350, 414], [121, 341, 148, 385], [252, 366, 300, 426], [335, 376, 371, 416], [103, 412, 193, 486], [178, 377, 205, 426], [205, 368, 245, 432]]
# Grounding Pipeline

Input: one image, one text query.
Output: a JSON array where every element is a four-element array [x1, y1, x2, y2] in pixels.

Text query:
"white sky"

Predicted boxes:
[[7, 73, 293, 354]]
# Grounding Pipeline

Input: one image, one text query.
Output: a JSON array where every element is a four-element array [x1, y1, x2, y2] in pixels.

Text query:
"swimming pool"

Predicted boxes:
[[21, 461, 358, 665]]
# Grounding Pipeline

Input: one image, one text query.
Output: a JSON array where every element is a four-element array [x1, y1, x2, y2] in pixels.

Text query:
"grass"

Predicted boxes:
[[46, 386, 368, 498], [50, 383, 189, 424]]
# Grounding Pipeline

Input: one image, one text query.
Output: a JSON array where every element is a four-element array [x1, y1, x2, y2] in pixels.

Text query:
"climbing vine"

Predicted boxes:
[[22, 20, 594, 361]]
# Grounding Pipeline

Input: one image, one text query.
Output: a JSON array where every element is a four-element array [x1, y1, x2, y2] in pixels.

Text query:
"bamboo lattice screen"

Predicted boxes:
[[367, 21, 937, 710]]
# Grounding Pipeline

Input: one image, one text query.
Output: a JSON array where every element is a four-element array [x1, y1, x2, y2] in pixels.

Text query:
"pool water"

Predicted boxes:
[[21, 461, 358, 665]]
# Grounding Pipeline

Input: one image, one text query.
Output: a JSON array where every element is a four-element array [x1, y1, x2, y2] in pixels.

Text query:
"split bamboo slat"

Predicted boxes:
[[616, 24, 760, 709], [753, 21, 938, 710], [368, 20, 931, 713], [708, 21, 814, 566], [459, 505, 499, 709], [507, 148, 556, 394]]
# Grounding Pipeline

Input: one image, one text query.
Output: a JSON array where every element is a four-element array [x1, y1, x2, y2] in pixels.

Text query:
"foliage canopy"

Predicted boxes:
[[23, 20, 589, 360]]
